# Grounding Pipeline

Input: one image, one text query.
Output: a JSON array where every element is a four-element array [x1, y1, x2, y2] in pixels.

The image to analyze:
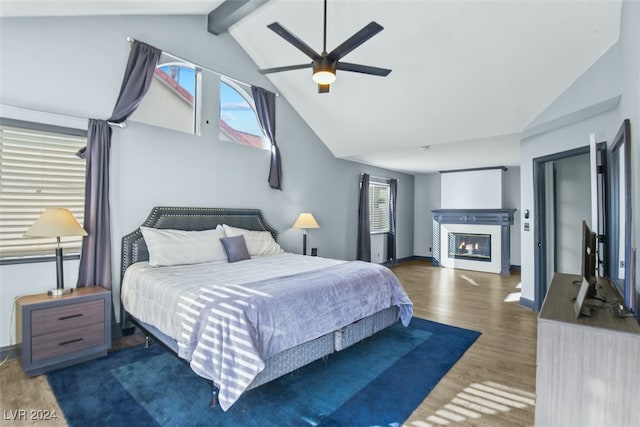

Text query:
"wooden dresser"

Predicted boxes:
[[16, 286, 111, 376], [536, 273, 640, 426]]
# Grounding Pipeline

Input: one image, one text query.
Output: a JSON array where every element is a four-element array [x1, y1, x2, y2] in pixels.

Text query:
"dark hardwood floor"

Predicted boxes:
[[393, 260, 537, 427]]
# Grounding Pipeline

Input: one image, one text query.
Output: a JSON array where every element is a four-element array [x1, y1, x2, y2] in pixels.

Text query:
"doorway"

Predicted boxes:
[[532, 144, 606, 310]]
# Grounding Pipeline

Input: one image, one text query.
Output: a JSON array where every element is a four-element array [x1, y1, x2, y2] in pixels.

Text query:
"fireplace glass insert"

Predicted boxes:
[[448, 232, 491, 262]]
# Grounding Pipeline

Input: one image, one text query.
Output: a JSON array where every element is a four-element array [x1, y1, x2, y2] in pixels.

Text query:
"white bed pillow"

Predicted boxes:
[[140, 225, 227, 267], [222, 224, 284, 256]]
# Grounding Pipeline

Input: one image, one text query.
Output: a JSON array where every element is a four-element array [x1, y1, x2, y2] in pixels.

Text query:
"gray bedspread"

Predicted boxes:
[[176, 260, 413, 410]]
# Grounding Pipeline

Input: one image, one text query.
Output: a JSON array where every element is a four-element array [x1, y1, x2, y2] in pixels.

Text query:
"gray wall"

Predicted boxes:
[[520, 0, 640, 305], [413, 173, 441, 258], [0, 15, 414, 347], [553, 154, 591, 274]]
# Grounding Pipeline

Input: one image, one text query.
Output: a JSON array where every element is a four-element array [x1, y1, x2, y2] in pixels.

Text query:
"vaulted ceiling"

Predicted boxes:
[[1, 0, 622, 174]]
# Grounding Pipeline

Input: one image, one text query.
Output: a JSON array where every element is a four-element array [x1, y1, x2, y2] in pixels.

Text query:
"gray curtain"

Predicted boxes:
[[77, 120, 111, 288], [77, 41, 161, 289], [357, 174, 371, 261], [251, 86, 282, 190], [387, 178, 398, 263], [109, 41, 163, 123]]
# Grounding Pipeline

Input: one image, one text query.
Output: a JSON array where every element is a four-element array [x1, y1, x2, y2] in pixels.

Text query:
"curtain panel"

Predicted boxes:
[[251, 86, 282, 190], [76, 120, 111, 288], [109, 41, 163, 123], [77, 41, 161, 290], [387, 178, 398, 263], [357, 173, 371, 262]]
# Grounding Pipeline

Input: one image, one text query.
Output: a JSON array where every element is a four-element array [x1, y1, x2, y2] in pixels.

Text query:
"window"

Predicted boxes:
[[369, 182, 390, 233], [130, 53, 201, 134], [219, 78, 269, 150], [0, 122, 87, 259]]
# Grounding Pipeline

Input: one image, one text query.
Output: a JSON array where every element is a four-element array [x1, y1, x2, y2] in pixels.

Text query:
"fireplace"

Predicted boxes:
[[432, 209, 515, 275], [448, 232, 491, 262]]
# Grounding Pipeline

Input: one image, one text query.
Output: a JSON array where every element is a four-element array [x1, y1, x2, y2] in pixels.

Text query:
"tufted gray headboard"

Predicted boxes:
[[120, 207, 278, 281]]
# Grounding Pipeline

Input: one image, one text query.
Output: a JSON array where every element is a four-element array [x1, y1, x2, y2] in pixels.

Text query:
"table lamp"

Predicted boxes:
[[24, 208, 88, 296], [292, 213, 320, 255]]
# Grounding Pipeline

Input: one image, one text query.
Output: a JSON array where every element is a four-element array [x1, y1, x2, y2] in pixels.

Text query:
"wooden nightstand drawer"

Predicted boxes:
[[31, 299, 104, 337], [16, 286, 111, 376], [32, 322, 105, 362]]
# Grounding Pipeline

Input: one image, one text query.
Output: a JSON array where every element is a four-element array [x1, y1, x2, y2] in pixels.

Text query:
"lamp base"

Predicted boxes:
[[48, 288, 73, 297]]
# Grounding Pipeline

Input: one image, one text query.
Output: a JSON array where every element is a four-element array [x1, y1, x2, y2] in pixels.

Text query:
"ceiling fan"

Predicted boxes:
[[258, 0, 392, 93]]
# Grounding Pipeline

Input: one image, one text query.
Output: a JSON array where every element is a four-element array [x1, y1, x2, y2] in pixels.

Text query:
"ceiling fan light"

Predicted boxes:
[[312, 70, 336, 85]]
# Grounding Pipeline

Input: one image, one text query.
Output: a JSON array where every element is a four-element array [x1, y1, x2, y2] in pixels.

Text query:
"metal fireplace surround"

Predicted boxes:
[[432, 209, 516, 275]]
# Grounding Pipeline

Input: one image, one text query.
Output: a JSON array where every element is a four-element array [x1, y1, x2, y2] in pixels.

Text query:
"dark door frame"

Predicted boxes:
[[532, 143, 606, 310]]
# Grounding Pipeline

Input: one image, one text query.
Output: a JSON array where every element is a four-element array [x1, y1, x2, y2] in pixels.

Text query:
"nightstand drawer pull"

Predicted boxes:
[[59, 314, 83, 321], [59, 338, 84, 346]]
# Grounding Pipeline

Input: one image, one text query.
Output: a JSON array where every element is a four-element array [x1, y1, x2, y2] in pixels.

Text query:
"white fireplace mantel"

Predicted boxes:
[[432, 209, 516, 275]]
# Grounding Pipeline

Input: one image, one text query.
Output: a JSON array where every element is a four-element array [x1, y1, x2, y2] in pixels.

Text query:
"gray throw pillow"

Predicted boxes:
[[220, 235, 251, 263]]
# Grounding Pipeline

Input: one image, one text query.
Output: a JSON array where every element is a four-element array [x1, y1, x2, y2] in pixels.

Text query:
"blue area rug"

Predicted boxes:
[[47, 318, 480, 426]]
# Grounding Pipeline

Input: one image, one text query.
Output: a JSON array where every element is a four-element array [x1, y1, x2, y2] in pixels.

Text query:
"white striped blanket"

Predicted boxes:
[[122, 253, 346, 340], [175, 260, 413, 411]]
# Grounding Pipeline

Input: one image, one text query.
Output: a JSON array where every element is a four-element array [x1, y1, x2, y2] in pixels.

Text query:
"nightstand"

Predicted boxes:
[[16, 286, 111, 376]]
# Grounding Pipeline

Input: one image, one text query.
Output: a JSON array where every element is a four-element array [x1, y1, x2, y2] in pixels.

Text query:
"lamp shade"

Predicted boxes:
[[292, 213, 320, 229], [24, 208, 88, 238], [312, 70, 336, 85]]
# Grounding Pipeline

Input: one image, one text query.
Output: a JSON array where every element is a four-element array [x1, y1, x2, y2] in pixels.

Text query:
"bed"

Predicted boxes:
[[120, 207, 413, 411]]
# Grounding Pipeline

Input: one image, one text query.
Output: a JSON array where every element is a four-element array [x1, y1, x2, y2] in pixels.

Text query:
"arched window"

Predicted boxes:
[[130, 53, 201, 134], [219, 79, 269, 150]]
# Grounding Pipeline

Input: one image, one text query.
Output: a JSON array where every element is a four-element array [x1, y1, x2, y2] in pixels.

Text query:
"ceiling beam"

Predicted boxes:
[[208, 0, 269, 35]]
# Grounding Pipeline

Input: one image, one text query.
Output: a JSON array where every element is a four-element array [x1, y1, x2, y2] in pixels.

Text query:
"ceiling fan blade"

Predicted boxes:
[[318, 84, 330, 93], [259, 63, 313, 74], [327, 22, 384, 61], [267, 22, 321, 60], [336, 62, 391, 76]]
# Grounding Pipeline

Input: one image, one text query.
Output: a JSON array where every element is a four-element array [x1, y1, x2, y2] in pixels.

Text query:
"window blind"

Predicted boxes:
[[369, 182, 390, 233], [0, 124, 87, 258]]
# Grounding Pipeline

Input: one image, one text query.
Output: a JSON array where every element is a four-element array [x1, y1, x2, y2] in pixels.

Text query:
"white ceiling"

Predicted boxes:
[[0, 0, 227, 17], [1, 0, 622, 175]]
